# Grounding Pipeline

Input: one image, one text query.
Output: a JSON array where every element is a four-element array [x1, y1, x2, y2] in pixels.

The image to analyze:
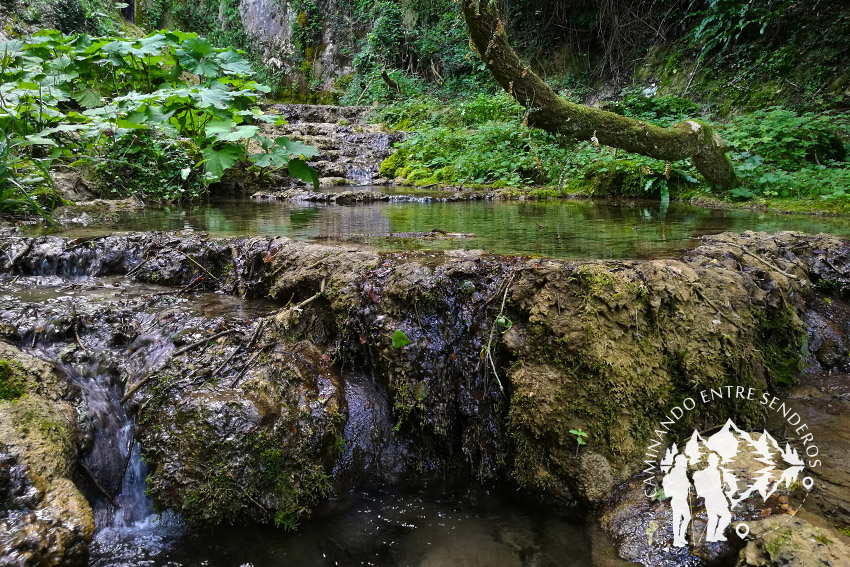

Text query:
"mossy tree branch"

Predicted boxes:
[[462, 0, 738, 190]]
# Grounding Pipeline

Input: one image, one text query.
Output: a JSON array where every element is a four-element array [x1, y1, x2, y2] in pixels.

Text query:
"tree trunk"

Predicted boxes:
[[461, 0, 738, 190], [380, 68, 401, 93]]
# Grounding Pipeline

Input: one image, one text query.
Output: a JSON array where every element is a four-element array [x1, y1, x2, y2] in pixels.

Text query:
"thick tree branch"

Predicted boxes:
[[462, 0, 738, 189]]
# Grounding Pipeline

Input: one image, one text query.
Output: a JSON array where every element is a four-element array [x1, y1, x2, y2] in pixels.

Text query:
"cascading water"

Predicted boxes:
[[0, 233, 594, 566], [265, 104, 403, 186], [0, 272, 274, 564]]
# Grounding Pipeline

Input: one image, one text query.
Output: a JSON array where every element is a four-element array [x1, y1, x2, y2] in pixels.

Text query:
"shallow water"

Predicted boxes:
[[90, 488, 589, 567], [27, 193, 850, 259]]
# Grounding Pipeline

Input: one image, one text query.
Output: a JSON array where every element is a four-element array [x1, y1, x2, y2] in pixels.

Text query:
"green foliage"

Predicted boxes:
[[0, 30, 318, 203], [690, 0, 790, 59], [0, 359, 26, 401], [376, 94, 570, 187], [92, 130, 204, 202], [723, 107, 847, 170], [0, 128, 59, 221], [608, 89, 700, 127], [496, 315, 513, 333], [339, 0, 493, 103], [569, 427, 588, 457], [291, 0, 322, 55], [375, 93, 694, 192], [392, 330, 411, 348], [721, 107, 849, 200]]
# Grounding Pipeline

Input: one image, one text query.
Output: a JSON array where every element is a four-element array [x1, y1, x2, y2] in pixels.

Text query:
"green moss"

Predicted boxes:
[[756, 307, 804, 390], [0, 359, 26, 401], [406, 167, 433, 183]]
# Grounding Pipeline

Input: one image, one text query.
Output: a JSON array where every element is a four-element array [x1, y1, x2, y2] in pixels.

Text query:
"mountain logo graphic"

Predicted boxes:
[[659, 419, 809, 547]]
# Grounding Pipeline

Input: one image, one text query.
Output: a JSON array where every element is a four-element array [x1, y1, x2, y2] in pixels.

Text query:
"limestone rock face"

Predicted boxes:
[[737, 517, 850, 567], [0, 344, 94, 567], [237, 0, 353, 92], [4, 230, 850, 536]]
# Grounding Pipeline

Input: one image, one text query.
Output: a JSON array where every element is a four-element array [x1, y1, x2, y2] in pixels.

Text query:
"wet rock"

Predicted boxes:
[[737, 516, 850, 566], [258, 105, 403, 187], [3, 230, 850, 528], [134, 339, 347, 526], [0, 343, 93, 567], [599, 479, 733, 567]]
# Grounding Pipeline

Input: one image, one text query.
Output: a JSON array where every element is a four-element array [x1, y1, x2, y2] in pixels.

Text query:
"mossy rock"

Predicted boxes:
[[0, 342, 93, 566], [379, 148, 410, 178]]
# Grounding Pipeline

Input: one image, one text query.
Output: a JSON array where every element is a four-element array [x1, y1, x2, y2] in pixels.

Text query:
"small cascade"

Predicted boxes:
[[30, 348, 155, 530], [266, 104, 404, 187]]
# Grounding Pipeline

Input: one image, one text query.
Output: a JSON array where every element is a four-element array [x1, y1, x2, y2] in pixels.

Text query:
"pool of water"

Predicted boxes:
[[90, 488, 589, 567], [26, 195, 850, 259]]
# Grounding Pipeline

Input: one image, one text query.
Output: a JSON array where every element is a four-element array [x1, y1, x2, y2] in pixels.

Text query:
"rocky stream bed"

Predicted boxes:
[[2, 230, 850, 566]]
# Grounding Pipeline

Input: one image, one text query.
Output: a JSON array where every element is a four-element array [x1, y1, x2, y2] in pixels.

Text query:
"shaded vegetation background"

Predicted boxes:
[[1, 0, 849, 210]]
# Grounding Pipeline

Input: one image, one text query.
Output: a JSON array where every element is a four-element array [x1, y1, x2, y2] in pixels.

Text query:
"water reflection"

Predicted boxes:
[[90, 488, 590, 567], [28, 196, 850, 260]]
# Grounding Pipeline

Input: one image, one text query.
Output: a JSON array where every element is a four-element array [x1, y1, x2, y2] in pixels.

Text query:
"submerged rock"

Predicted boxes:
[[738, 516, 850, 566]]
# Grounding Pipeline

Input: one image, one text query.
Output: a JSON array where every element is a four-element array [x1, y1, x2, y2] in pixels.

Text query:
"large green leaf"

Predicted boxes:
[[189, 84, 232, 109], [131, 34, 166, 56], [181, 38, 216, 58], [72, 87, 101, 108], [201, 142, 242, 182], [216, 48, 255, 76], [216, 125, 259, 142], [288, 158, 319, 190], [282, 138, 321, 159]]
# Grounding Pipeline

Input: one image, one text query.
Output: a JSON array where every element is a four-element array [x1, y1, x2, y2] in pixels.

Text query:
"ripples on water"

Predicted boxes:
[[27, 193, 850, 260], [90, 489, 589, 567]]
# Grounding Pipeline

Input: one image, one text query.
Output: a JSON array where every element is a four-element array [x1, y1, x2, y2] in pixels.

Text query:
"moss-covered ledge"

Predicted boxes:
[[0, 342, 93, 567], [1, 230, 848, 518]]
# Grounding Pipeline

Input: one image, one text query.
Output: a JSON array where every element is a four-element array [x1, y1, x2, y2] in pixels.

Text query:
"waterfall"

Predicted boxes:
[[267, 104, 403, 187]]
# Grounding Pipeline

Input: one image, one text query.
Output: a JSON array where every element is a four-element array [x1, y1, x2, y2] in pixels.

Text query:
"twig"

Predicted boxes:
[[125, 258, 149, 278], [172, 329, 240, 357], [115, 429, 135, 498], [694, 288, 741, 328], [731, 244, 799, 280], [79, 462, 119, 508], [213, 319, 265, 377], [229, 345, 269, 388], [483, 271, 516, 395], [285, 279, 326, 313], [175, 250, 221, 284], [74, 321, 90, 356], [121, 329, 241, 404]]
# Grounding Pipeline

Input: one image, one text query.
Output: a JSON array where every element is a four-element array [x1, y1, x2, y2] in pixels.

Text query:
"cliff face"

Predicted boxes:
[[238, 0, 354, 93]]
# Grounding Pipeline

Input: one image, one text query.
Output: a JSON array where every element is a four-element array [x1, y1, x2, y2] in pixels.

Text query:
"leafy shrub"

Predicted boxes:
[[722, 107, 849, 200], [374, 93, 521, 131], [722, 107, 847, 169], [0, 30, 319, 204], [0, 128, 59, 221], [690, 0, 790, 59], [608, 90, 700, 127], [93, 131, 204, 203]]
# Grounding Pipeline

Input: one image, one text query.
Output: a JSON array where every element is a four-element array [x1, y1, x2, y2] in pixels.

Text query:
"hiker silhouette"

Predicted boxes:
[[662, 453, 692, 547], [692, 452, 732, 542]]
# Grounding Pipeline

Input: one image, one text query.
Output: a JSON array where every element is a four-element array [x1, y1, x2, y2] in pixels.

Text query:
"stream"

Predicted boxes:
[[1, 271, 588, 566], [28, 193, 850, 259], [6, 196, 850, 566]]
